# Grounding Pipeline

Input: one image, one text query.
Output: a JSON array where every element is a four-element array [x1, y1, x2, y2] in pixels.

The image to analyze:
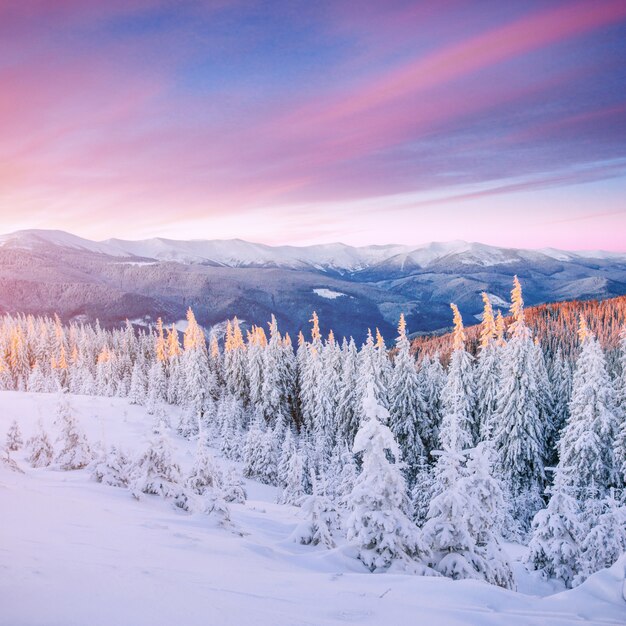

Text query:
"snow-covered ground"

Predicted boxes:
[[1, 391, 624, 626]]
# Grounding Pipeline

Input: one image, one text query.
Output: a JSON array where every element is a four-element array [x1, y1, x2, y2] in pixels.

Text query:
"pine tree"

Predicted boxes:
[[389, 314, 428, 482], [130, 430, 182, 500], [574, 494, 626, 585], [222, 466, 247, 504], [146, 361, 167, 415], [439, 304, 476, 451], [26, 422, 54, 468], [346, 383, 432, 573], [463, 443, 515, 589], [186, 442, 221, 496], [476, 293, 502, 441], [558, 317, 619, 499], [128, 360, 147, 405], [5, 419, 23, 451], [547, 348, 572, 466], [417, 353, 445, 454], [277, 432, 305, 505], [613, 325, 626, 487], [91, 445, 130, 487], [55, 412, 92, 470], [526, 469, 582, 589], [291, 471, 337, 549], [410, 458, 434, 526], [336, 338, 360, 448], [493, 277, 545, 529]]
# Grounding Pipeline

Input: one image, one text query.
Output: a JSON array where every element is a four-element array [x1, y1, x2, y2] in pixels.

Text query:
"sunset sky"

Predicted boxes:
[[1, 0, 625, 249]]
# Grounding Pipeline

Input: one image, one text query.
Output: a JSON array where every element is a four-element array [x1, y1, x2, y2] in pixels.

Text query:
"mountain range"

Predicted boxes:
[[1, 229, 625, 341]]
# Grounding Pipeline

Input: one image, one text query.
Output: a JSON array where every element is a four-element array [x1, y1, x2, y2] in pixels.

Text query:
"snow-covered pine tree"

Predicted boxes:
[[463, 442, 515, 589], [389, 314, 428, 482], [476, 293, 502, 441], [612, 325, 626, 488], [547, 348, 572, 467], [186, 441, 222, 497], [573, 494, 626, 586], [261, 315, 291, 425], [129, 429, 182, 500], [128, 359, 147, 405], [417, 353, 445, 454], [439, 304, 476, 451], [246, 325, 266, 408], [223, 317, 249, 405], [178, 309, 213, 439], [242, 410, 271, 482], [526, 467, 582, 589], [558, 317, 619, 499], [218, 395, 246, 461], [26, 422, 54, 468], [222, 466, 247, 504], [336, 337, 360, 449], [277, 431, 305, 505], [91, 445, 131, 487], [410, 458, 434, 526], [146, 361, 167, 416], [335, 445, 358, 511], [493, 277, 545, 529], [346, 383, 432, 573], [5, 419, 23, 451], [55, 412, 92, 470], [291, 471, 338, 549]]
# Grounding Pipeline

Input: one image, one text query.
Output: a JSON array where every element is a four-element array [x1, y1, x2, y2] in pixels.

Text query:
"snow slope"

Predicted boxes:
[[1, 391, 625, 626]]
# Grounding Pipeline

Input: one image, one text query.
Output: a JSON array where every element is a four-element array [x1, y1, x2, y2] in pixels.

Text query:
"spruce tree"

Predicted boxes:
[[26, 422, 54, 468], [476, 293, 502, 441], [346, 383, 431, 573], [291, 471, 338, 549], [439, 304, 476, 451], [5, 419, 23, 452], [526, 468, 582, 588], [558, 317, 619, 499], [55, 412, 92, 470], [91, 445, 130, 487], [493, 277, 545, 529], [389, 314, 428, 482], [130, 430, 182, 500]]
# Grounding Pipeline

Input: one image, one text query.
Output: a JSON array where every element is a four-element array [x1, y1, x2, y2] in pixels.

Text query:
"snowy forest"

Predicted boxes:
[[2, 276, 625, 590]]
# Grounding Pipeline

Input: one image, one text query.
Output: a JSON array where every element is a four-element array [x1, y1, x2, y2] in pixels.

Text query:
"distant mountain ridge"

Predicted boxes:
[[0, 229, 625, 341]]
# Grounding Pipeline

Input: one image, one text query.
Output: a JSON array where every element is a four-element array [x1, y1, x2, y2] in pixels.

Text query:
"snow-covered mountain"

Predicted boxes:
[[0, 228, 625, 339]]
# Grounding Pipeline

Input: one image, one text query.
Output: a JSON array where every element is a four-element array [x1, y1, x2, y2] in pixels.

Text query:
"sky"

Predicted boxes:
[[1, 0, 625, 250]]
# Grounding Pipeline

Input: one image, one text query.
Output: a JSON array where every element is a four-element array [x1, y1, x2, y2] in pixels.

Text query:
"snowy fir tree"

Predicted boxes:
[[277, 429, 305, 505], [439, 304, 476, 451], [462, 443, 515, 589], [26, 422, 54, 468], [91, 445, 131, 487], [476, 293, 502, 441], [346, 383, 432, 573], [55, 412, 92, 470], [5, 419, 23, 452], [558, 317, 619, 499], [493, 277, 545, 530], [526, 468, 583, 589], [423, 420, 496, 582], [186, 441, 222, 497], [130, 429, 182, 500], [574, 494, 626, 586], [388, 314, 428, 482], [291, 471, 338, 549], [221, 466, 247, 504], [410, 458, 434, 526]]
